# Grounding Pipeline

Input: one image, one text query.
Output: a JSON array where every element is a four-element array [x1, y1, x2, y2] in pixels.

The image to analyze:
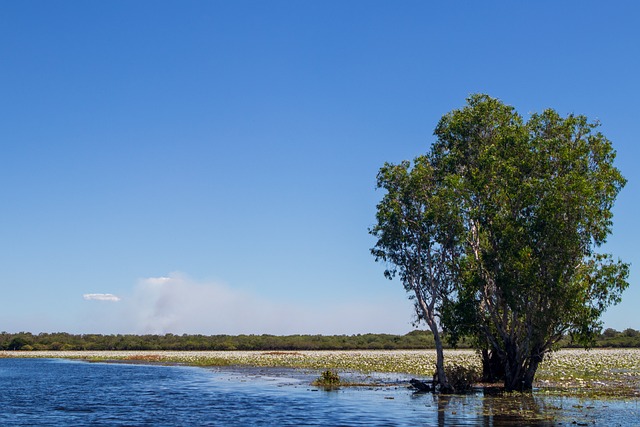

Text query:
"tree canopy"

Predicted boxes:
[[371, 94, 629, 391]]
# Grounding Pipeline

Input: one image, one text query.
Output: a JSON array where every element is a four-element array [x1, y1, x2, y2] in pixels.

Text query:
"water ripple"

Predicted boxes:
[[0, 358, 637, 426]]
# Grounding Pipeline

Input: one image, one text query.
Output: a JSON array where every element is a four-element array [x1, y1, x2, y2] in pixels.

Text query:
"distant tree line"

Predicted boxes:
[[0, 331, 444, 351], [561, 328, 640, 348], [1, 329, 637, 351]]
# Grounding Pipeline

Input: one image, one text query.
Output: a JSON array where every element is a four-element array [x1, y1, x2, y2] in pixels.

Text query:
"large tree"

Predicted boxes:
[[373, 94, 629, 392]]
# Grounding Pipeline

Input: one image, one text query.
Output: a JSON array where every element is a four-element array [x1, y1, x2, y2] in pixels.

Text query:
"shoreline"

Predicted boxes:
[[81, 354, 417, 389]]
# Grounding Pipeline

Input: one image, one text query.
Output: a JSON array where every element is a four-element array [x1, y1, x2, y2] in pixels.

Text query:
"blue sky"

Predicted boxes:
[[1, 1, 638, 335]]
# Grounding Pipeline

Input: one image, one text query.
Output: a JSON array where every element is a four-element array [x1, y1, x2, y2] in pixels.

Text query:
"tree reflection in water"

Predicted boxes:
[[412, 389, 556, 426], [479, 388, 553, 426]]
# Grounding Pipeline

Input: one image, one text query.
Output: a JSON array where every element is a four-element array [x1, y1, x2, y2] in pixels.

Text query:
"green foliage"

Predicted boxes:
[[444, 364, 480, 392], [438, 95, 628, 390], [7, 336, 32, 351], [372, 94, 629, 392], [313, 370, 341, 387]]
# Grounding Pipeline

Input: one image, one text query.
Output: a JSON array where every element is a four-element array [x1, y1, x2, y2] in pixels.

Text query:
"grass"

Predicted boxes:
[[312, 370, 341, 388], [2, 348, 639, 398]]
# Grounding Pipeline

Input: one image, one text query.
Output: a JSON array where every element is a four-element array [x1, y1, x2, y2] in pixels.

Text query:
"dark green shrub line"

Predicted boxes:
[[0, 331, 450, 351], [0, 329, 637, 351]]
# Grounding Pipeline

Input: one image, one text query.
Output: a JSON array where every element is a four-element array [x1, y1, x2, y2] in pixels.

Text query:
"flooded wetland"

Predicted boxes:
[[1, 349, 638, 426]]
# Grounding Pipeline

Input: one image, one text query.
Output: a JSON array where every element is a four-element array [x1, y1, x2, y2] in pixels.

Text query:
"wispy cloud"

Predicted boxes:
[[78, 272, 413, 335], [83, 293, 122, 302]]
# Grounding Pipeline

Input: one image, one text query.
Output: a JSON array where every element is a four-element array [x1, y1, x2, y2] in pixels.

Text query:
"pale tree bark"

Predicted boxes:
[[413, 288, 451, 392]]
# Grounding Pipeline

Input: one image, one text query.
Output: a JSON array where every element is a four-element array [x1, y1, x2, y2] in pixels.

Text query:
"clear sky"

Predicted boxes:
[[1, 1, 638, 335]]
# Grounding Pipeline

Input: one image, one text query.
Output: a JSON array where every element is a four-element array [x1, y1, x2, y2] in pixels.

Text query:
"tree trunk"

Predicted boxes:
[[502, 341, 525, 391], [522, 350, 544, 390], [415, 291, 452, 393], [480, 348, 505, 383], [504, 366, 528, 391], [427, 319, 453, 393], [501, 342, 542, 391]]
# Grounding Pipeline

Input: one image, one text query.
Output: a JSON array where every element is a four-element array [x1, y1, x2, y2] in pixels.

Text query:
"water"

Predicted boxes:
[[0, 358, 637, 426]]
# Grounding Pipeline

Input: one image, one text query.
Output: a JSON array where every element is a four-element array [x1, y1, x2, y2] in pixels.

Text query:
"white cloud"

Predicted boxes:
[[83, 293, 122, 302], [144, 276, 173, 285]]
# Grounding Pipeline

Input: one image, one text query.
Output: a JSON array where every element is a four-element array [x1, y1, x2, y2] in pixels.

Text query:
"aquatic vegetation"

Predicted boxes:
[[312, 370, 341, 387], [535, 349, 640, 397], [444, 363, 481, 392], [0, 349, 477, 375], [1, 348, 638, 397]]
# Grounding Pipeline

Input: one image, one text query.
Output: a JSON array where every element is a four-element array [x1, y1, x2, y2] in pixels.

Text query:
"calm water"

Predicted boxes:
[[0, 358, 637, 426]]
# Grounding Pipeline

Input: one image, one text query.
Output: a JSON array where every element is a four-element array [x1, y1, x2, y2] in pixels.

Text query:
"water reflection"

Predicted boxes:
[[411, 390, 554, 426], [413, 387, 639, 427], [479, 389, 551, 426], [435, 393, 450, 427]]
